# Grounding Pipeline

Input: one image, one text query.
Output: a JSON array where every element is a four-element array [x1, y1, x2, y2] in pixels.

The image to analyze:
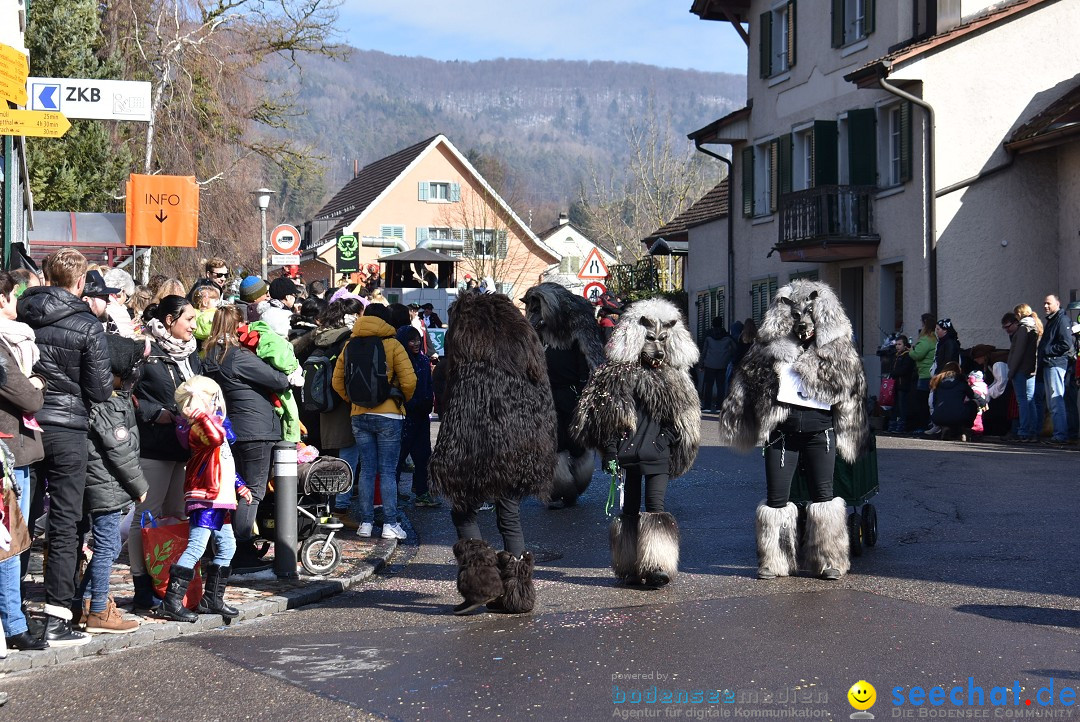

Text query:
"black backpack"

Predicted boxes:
[[302, 345, 340, 414], [344, 336, 392, 408]]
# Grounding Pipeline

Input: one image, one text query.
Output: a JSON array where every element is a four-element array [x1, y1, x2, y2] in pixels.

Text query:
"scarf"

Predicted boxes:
[[147, 318, 197, 360], [0, 318, 39, 375]]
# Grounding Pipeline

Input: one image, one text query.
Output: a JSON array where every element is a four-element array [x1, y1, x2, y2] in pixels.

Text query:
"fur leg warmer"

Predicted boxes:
[[494, 550, 536, 614], [452, 539, 503, 614], [609, 515, 640, 579], [755, 501, 798, 579], [802, 497, 850, 579], [638, 512, 680, 584]]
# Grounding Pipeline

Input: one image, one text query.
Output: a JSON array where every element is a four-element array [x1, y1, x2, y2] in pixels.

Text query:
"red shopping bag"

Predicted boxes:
[[140, 513, 203, 609], [878, 377, 896, 407]]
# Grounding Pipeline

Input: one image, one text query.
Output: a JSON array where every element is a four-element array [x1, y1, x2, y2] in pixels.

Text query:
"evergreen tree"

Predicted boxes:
[[24, 0, 133, 212]]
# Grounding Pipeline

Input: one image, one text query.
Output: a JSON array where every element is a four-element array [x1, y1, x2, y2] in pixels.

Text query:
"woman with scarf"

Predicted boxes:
[[129, 295, 201, 611]]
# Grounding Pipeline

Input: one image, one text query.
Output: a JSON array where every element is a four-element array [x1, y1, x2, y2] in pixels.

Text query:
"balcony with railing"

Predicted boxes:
[[776, 185, 880, 262]]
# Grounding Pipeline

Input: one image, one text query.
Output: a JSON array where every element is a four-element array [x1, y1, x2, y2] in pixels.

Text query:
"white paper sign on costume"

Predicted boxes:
[[776, 363, 831, 410]]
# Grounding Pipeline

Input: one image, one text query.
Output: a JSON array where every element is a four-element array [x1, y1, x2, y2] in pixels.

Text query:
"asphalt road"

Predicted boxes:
[[5, 424, 1079, 721]]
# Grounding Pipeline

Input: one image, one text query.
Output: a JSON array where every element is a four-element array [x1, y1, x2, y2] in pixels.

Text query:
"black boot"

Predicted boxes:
[[131, 574, 162, 612], [197, 564, 240, 619], [159, 564, 199, 623]]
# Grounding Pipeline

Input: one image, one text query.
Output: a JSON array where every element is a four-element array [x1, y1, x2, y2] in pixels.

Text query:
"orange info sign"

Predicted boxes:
[[125, 174, 199, 248]]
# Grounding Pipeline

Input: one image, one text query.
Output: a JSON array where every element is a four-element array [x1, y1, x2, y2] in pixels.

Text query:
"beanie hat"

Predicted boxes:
[[239, 276, 268, 303], [937, 318, 953, 331], [268, 276, 298, 301]]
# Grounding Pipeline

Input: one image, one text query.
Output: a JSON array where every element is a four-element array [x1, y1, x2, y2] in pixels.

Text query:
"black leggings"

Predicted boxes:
[[451, 497, 524, 557], [622, 468, 669, 516], [765, 407, 836, 508]]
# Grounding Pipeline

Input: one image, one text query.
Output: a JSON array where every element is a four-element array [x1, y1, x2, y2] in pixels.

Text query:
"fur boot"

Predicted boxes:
[[452, 539, 503, 615], [494, 550, 536, 614], [609, 515, 640, 580], [637, 511, 680, 588], [550, 450, 595, 506], [802, 497, 850, 579], [755, 502, 798, 579]]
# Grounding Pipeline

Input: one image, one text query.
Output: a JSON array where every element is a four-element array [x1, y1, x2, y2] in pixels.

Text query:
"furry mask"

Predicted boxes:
[[758, 280, 852, 348], [606, 297, 698, 371], [521, 282, 605, 369]]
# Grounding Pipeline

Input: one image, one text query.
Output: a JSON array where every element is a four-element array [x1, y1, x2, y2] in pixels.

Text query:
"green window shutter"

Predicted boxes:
[[450, 182, 461, 202], [831, 0, 845, 47], [778, 133, 793, 198], [380, 225, 391, 237], [866, 0, 876, 35], [899, 101, 913, 184], [497, 230, 508, 259], [759, 11, 772, 78], [787, 1, 797, 68], [463, 229, 474, 258], [847, 108, 877, 186], [742, 146, 755, 217], [768, 276, 778, 305], [697, 292, 709, 344], [813, 120, 838, 185], [416, 227, 429, 243], [769, 138, 779, 214], [418, 181, 429, 201]]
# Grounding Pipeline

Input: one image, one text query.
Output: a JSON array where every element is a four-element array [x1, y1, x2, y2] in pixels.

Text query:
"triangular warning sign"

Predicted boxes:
[[577, 247, 609, 280]]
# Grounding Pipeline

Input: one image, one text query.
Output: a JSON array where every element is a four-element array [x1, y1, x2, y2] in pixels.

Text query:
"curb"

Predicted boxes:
[[0, 536, 400, 675]]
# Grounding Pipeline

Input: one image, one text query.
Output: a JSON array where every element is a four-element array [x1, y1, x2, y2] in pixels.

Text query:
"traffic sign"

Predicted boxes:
[[269, 224, 301, 254], [125, 174, 200, 248], [271, 254, 301, 266], [0, 109, 70, 138], [583, 281, 607, 302], [0, 44, 29, 106], [578, 247, 609, 280], [26, 77, 152, 121]]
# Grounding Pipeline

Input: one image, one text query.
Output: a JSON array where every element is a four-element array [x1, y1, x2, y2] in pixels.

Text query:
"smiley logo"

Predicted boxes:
[[848, 680, 877, 711]]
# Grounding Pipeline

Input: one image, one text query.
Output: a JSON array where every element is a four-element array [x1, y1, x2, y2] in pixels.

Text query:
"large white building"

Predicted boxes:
[[686, 0, 1080, 375]]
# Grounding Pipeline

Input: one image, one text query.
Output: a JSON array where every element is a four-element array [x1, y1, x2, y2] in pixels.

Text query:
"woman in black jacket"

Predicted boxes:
[[130, 295, 200, 610], [202, 305, 290, 571]]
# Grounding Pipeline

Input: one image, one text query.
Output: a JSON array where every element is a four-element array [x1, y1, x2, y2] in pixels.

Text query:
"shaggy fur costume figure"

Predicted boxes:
[[719, 280, 867, 580], [523, 282, 606, 507], [430, 291, 556, 613], [452, 539, 504, 615], [572, 297, 700, 588]]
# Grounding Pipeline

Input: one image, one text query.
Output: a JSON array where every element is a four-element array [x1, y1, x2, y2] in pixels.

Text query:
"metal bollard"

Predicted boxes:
[[272, 441, 299, 579]]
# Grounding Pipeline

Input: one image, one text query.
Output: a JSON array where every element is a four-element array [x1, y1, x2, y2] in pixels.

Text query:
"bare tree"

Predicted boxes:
[[578, 111, 722, 263], [102, 0, 343, 281]]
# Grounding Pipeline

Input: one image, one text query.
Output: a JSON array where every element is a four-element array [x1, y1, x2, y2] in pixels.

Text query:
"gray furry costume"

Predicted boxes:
[[719, 280, 867, 581], [523, 282, 606, 507], [429, 291, 557, 614], [572, 297, 700, 588]]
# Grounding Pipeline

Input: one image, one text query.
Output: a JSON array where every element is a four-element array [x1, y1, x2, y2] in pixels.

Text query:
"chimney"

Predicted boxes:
[[558, 212, 569, 226], [353, 159, 359, 178]]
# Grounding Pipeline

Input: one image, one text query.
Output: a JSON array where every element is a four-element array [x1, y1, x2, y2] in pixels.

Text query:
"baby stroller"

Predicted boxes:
[[255, 455, 354, 576]]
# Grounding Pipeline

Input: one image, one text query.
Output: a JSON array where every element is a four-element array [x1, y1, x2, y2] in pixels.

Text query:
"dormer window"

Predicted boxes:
[[832, 0, 875, 48]]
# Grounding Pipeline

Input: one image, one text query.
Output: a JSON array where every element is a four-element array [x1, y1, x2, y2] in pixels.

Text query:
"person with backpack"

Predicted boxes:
[[302, 298, 364, 522], [332, 303, 416, 539]]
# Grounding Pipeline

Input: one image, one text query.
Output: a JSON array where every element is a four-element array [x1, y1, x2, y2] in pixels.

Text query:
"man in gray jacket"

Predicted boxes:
[[700, 317, 736, 414], [1038, 294, 1075, 444]]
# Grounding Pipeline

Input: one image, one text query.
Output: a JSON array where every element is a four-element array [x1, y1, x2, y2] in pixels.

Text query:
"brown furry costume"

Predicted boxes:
[[572, 297, 700, 588], [719, 280, 867, 581], [429, 291, 556, 613]]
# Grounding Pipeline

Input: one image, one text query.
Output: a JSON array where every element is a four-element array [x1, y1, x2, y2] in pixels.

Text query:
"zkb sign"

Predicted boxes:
[[27, 77, 152, 122]]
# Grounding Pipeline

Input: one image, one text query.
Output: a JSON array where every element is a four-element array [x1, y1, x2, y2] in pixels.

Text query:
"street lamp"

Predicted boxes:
[[251, 187, 275, 279]]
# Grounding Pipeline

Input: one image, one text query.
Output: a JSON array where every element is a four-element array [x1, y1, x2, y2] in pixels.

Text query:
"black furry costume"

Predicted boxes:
[[572, 297, 701, 588], [719, 279, 868, 581], [429, 291, 556, 613], [523, 282, 606, 507]]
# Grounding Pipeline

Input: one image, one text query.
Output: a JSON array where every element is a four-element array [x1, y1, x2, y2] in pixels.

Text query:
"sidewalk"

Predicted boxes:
[[2, 526, 403, 674]]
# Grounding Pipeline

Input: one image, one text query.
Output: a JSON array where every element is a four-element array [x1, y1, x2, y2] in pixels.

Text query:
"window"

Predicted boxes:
[[473, 229, 495, 258], [832, 0, 874, 47], [878, 102, 912, 187], [742, 139, 782, 217], [759, 1, 796, 79], [560, 256, 582, 274], [415, 227, 453, 243], [418, 181, 460, 202], [792, 121, 839, 191], [913, 0, 937, 40], [793, 127, 814, 191], [379, 225, 404, 240], [696, 287, 726, 344], [750, 277, 779, 326]]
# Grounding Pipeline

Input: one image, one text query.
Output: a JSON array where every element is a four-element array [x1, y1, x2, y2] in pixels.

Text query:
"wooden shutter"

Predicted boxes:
[[778, 133, 793, 199], [496, 230, 508, 259], [418, 182, 429, 201], [787, 1, 797, 69], [714, 287, 726, 331], [899, 101, 913, 183], [450, 183, 461, 202], [759, 11, 772, 78], [416, 226, 429, 243], [831, 0, 845, 47], [847, 108, 877, 186], [742, 147, 755, 217], [866, 0, 876, 34], [813, 120, 838, 186], [768, 138, 780, 214], [697, 292, 709, 344], [462, 229, 474, 257]]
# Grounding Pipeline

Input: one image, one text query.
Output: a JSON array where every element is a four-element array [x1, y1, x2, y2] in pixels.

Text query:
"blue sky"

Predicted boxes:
[[337, 1, 748, 74]]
